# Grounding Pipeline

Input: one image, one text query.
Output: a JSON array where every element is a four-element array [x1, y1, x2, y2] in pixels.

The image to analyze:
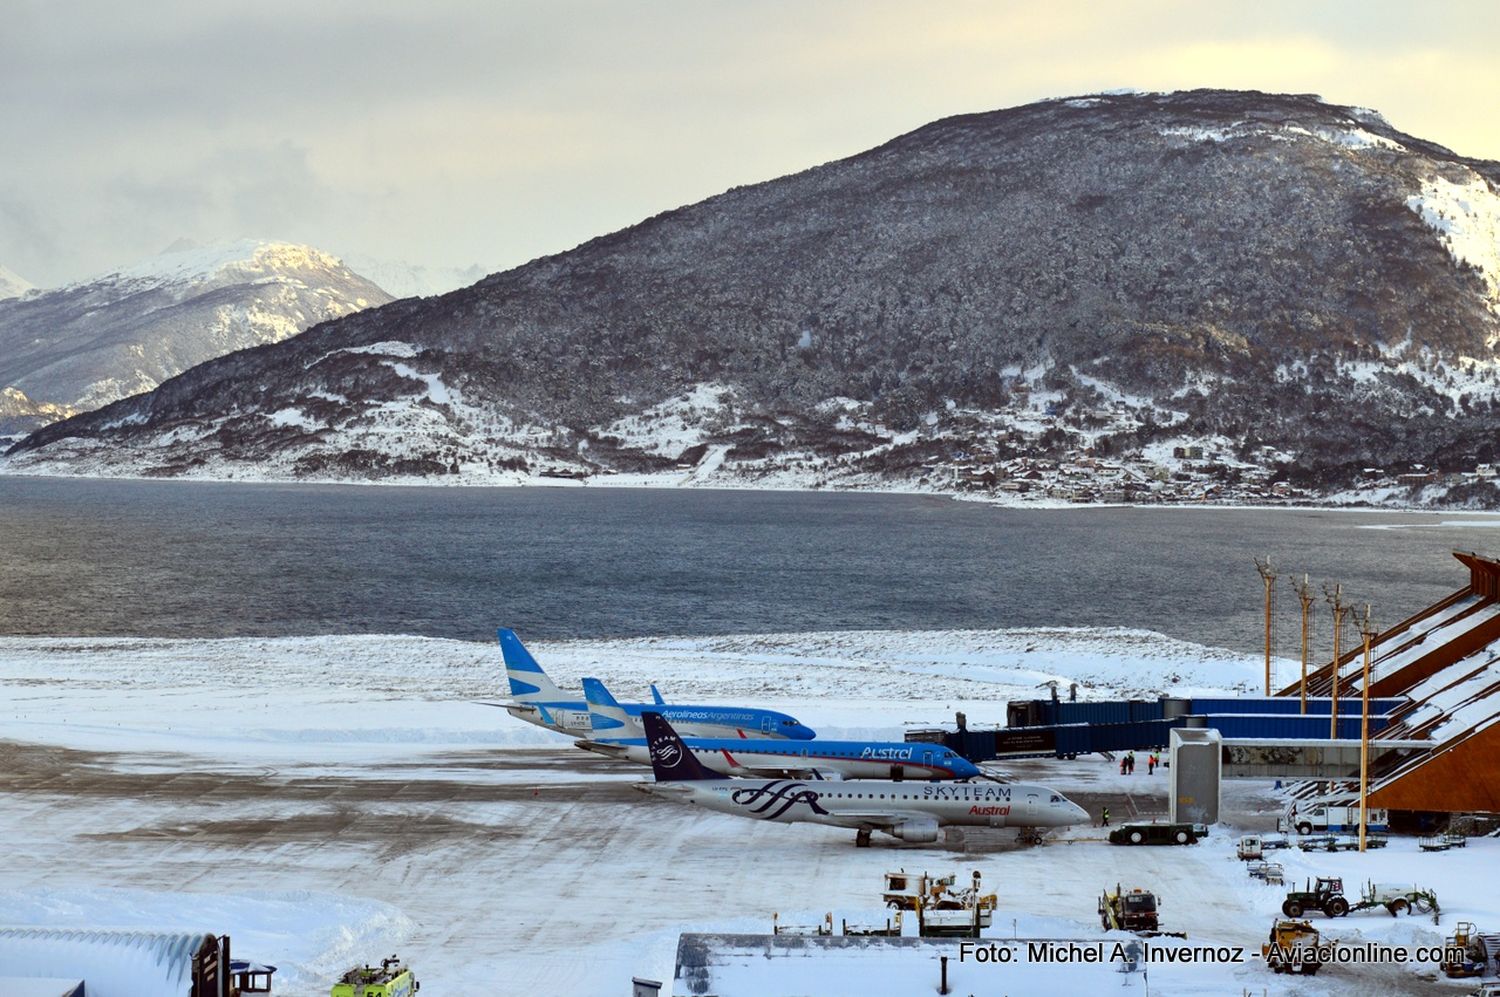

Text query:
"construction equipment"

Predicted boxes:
[[330, 956, 419, 997], [1262, 919, 1325, 976], [1281, 877, 1440, 921], [1097, 883, 1189, 938]]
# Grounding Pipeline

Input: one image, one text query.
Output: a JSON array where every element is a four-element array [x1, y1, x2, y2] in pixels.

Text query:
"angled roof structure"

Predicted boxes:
[[1278, 551, 1500, 813]]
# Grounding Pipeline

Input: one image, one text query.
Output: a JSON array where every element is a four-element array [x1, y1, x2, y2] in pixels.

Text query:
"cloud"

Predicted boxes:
[[2, 0, 1497, 285]]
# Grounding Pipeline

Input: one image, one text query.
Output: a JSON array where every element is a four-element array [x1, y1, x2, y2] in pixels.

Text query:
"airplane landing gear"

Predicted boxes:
[[856, 828, 872, 848]]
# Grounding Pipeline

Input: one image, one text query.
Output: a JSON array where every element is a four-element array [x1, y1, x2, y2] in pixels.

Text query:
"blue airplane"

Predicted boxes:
[[494, 628, 815, 739], [576, 677, 980, 780]]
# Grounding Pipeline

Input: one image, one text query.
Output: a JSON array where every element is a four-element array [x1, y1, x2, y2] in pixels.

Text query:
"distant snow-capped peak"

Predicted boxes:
[[0, 264, 34, 300], [93, 239, 359, 292]]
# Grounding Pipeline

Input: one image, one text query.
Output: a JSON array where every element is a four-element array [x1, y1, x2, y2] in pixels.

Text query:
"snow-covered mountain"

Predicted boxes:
[[338, 254, 489, 299], [8, 91, 1500, 506], [0, 240, 393, 413], [0, 387, 75, 438], [0, 264, 33, 300]]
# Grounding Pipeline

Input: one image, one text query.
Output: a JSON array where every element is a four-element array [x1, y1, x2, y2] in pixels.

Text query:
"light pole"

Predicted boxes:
[[1358, 604, 1377, 853], [1325, 583, 1348, 740], [1293, 574, 1315, 714], [1255, 557, 1277, 697]]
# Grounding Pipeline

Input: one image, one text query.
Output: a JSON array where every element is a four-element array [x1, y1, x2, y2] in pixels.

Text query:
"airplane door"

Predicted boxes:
[[922, 749, 936, 770], [1025, 793, 1039, 821], [762, 716, 774, 734]]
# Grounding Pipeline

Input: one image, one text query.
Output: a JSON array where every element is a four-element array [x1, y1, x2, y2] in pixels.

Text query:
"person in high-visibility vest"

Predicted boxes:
[[1101, 806, 1111, 827]]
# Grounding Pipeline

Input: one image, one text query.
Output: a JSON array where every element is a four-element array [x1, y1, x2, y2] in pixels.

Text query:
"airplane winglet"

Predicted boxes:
[[650, 683, 667, 706]]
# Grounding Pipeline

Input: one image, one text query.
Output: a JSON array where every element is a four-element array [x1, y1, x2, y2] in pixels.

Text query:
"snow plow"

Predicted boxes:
[[1262, 919, 1325, 976], [1281, 877, 1440, 922], [1097, 884, 1187, 937], [330, 956, 419, 997]]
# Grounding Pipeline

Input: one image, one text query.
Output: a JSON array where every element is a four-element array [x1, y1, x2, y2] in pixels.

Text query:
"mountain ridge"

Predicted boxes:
[[8, 89, 1500, 506], [0, 240, 393, 413]]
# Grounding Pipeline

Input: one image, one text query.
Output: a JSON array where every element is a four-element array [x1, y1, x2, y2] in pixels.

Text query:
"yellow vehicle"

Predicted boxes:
[[1263, 919, 1324, 976], [331, 956, 420, 997]]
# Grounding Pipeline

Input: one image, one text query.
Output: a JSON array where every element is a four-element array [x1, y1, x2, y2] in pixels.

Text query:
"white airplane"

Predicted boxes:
[[635, 711, 1090, 847]]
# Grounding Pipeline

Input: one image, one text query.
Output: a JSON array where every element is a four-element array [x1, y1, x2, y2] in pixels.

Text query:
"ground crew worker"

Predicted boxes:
[[1101, 806, 1111, 827]]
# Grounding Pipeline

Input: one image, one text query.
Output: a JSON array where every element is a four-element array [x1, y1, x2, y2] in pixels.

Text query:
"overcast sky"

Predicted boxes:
[[3, 0, 1497, 286]]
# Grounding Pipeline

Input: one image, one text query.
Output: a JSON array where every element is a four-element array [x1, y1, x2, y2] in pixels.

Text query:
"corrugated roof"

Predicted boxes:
[[0, 929, 208, 997]]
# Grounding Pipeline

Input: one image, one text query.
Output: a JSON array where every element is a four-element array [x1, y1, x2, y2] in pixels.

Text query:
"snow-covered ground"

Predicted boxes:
[[0, 630, 1491, 995]]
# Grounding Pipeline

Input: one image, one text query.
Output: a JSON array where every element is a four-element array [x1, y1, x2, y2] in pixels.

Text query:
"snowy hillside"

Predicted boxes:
[[0, 240, 393, 414], [9, 90, 1500, 508]]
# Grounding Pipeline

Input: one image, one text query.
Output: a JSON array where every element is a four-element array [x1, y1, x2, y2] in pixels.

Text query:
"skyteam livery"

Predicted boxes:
[[577, 677, 980, 780], [636, 711, 1089, 847], [495, 628, 815, 739]]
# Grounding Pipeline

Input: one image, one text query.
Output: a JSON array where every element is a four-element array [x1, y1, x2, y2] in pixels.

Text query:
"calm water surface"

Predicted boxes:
[[2, 476, 1495, 654]]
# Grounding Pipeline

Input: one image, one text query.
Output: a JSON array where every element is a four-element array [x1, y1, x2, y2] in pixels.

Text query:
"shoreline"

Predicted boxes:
[[4, 464, 1500, 517]]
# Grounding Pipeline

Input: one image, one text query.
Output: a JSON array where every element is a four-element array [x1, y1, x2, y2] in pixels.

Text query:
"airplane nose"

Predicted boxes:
[[1069, 802, 1090, 825]]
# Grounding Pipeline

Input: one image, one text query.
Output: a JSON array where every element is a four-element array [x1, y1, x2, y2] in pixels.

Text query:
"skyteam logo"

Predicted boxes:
[[651, 740, 684, 768], [731, 780, 830, 819]]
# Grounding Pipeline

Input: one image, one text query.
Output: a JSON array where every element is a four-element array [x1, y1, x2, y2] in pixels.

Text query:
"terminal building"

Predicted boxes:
[[1292, 549, 1500, 815], [914, 549, 1500, 821]]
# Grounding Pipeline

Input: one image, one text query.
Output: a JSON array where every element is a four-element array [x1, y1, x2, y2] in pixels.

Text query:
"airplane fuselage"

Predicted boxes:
[[505, 701, 812, 739], [641, 778, 1090, 830], [580, 737, 980, 780]]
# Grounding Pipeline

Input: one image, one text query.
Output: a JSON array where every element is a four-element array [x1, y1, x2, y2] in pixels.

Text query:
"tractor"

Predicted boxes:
[[1281, 877, 1350, 918]]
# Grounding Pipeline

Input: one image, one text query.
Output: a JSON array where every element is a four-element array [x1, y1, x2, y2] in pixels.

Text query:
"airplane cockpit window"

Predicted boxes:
[[1051, 795, 1062, 802]]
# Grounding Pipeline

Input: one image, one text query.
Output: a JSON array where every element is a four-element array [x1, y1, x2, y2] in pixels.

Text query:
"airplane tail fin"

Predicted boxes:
[[582, 677, 642, 736], [650, 683, 667, 706], [499, 628, 565, 701], [642, 711, 724, 782]]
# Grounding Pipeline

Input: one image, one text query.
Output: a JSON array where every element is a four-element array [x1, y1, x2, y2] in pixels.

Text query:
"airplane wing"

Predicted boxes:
[[817, 810, 936, 831], [574, 739, 630, 757], [727, 764, 846, 781]]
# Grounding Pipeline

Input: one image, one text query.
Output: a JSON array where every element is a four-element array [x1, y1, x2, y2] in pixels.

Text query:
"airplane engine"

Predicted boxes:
[[890, 817, 940, 843]]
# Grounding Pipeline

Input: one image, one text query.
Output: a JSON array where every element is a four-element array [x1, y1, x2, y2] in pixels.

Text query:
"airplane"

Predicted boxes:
[[493, 628, 816, 739], [576, 677, 981, 780], [635, 711, 1090, 847]]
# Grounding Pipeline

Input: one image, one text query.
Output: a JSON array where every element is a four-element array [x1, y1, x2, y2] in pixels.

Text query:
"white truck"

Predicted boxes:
[[1284, 804, 1388, 834]]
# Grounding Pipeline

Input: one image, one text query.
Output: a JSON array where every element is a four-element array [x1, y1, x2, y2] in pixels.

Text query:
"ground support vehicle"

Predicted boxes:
[[1442, 922, 1488, 979], [1420, 832, 1470, 852], [1297, 833, 1388, 852], [331, 956, 419, 997], [1247, 861, 1285, 885], [1108, 822, 1199, 846], [1285, 805, 1389, 834], [1097, 883, 1187, 937], [881, 870, 996, 937], [1281, 877, 1440, 922], [1262, 920, 1325, 976]]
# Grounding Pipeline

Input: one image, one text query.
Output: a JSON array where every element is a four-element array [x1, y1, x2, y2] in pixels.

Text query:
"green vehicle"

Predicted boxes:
[[331, 956, 420, 997]]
